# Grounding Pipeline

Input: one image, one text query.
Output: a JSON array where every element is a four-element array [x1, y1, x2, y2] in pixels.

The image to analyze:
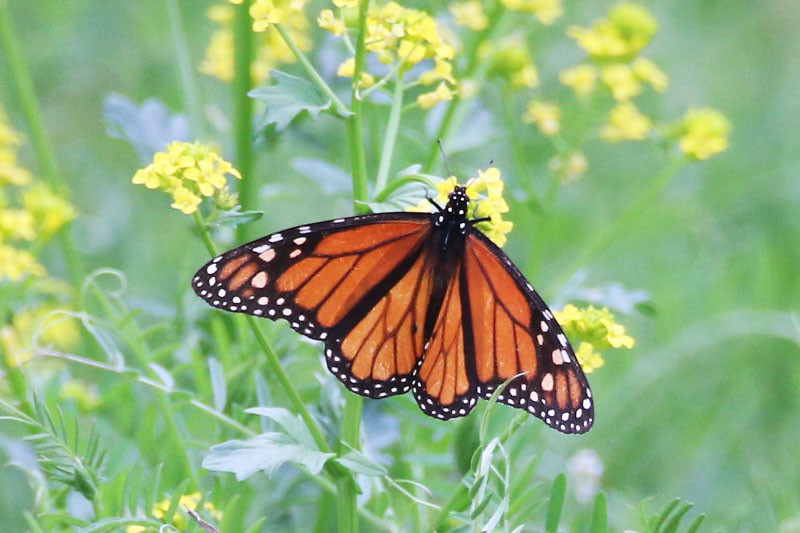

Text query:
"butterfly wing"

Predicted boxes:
[[192, 212, 435, 398], [461, 230, 594, 434]]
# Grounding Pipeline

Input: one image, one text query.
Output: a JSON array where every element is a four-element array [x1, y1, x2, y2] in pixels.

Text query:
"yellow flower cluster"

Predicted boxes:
[[501, 0, 563, 26], [227, 0, 307, 31], [1, 305, 80, 369], [0, 111, 76, 282], [601, 102, 651, 142], [127, 492, 222, 532], [319, 2, 457, 101], [487, 38, 540, 89], [523, 100, 560, 136], [449, 1, 488, 31], [409, 168, 513, 246], [201, 4, 311, 85], [678, 107, 731, 160], [553, 304, 635, 373], [548, 152, 588, 183], [132, 142, 241, 215], [60, 380, 101, 412]]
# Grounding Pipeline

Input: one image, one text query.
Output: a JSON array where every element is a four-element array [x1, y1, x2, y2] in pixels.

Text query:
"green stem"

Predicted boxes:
[[165, 0, 203, 139], [375, 73, 405, 193], [273, 23, 350, 117], [373, 175, 436, 204], [550, 157, 688, 292], [233, 0, 255, 243], [0, 1, 84, 286], [422, 0, 504, 172], [345, 0, 371, 216]]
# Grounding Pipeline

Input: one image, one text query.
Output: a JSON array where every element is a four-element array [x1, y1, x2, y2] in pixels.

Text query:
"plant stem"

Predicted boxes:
[[273, 23, 350, 117], [233, 0, 255, 243], [373, 174, 436, 203], [165, 0, 204, 139], [375, 73, 405, 193], [551, 156, 688, 292], [422, 0, 504, 172]]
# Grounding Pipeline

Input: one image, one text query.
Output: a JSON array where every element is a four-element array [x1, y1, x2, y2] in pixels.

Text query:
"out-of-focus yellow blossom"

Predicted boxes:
[[450, 1, 488, 31], [417, 82, 453, 110], [501, 0, 563, 25], [601, 102, 651, 142], [567, 3, 658, 60], [0, 244, 45, 282], [132, 142, 241, 215], [488, 39, 539, 89], [457, 79, 479, 100], [201, 4, 310, 84], [60, 381, 101, 412], [559, 64, 598, 98], [601, 63, 641, 101], [321, 2, 456, 94], [409, 168, 513, 246], [0, 115, 23, 147], [1, 326, 29, 368], [318, 9, 346, 35], [0, 210, 35, 241], [1, 306, 80, 368], [23, 184, 77, 239], [523, 100, 561, 136], [575, 342, 605, 373], [678, 107, 731, 160], [632, 57, 668, 92], [150, 492, 222, 530], [334, 0, 358, 7], [555, 304, 635, 351], [245, 0, 308, 31], [336, 57, 376, 87], [549, 152, 588, 183]]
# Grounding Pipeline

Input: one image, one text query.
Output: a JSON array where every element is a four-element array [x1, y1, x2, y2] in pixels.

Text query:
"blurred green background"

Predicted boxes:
[[1, 0, 799, 531]]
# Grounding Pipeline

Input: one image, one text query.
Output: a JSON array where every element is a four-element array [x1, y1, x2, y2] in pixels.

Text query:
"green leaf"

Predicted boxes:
[[202, 433, 334, 480], [249, 70, 332, 131], [245, 407, 316, 448], [211, 208, 263, 229], [589, 492, 608, 533], [544, 474, 567, 533], [685, 514, 706, 533], [336, 450, 388, 477], [662, 502, 693, 533], [208, 358, 227, 412]]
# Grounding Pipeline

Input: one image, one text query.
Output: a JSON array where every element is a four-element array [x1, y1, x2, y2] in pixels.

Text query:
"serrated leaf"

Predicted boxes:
[[336, 450, 388, 477], [249, 70, 332, 131], [203, 433, 334, 480], [244, 407, 316, 448]]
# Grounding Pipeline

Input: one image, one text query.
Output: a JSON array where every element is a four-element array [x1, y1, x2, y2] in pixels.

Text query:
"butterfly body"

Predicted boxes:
[[193, 187, 594, 434]]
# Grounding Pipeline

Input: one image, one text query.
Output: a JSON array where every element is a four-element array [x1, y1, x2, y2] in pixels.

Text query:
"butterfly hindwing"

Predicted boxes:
[[462, 231, 594, 434]]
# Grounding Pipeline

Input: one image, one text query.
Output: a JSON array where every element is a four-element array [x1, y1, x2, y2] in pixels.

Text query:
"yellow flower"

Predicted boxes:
[[408, 168, 513, 247], [601, 102, 651, 142], [567, 2, 658, 59], [559, 63, 598, 98], [0, 209, 36, 241], [523, 100, 561, 136], [132, 142, 241, 215], [1, 305, 80, 368], [501, 0, 563, 25], [60, 381, 101, 412], [554, 304, 635, 354], [632, 57, 668, 92], [23, 184, 77, 239], [449, 1, 488, 31], [419, 57, 456, 85], [678, 107, 731, 160], [336, 58, 376, 87], [151, 492, 222, 530], [549, 152, 588, 183], [601, 63, 641, 101], [489, 39, 539, 89], [417, 82, 453, 110], [247, 0, 308, 31], [0, 147, 33, 187], [334, 0, 358, 7], [318, 9, 346, 35], [0, 244, 45, 282], [575, 342, 605, 373]]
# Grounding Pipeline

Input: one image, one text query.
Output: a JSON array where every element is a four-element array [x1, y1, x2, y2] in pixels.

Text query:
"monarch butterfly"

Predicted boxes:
[[192, 186, 594, 434]]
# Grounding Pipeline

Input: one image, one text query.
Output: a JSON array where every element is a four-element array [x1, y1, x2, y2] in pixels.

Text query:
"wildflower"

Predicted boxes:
[[0, 244, 45, 282], [151, 492, 222, 530], [418, 57, 456, 86], [318, 9, 346, 35], [0, 146, 33, 187], [501, 0, 563, 25], [568, 449, 604, 503], [409, 167, 513, 246], [60, 381, 101, 412], [559, 63, 598, 98], [132, 142, 241, 215], [488, 39, 539, 89], [0, 209, 36, 241], [601, 102, 651, 142], [23, 184, 77, 239], [554, 304, 634, 372], [417, 82, 453, 110], [334, 0, 358, 7], [523, 100, 561, 136], [549, 152, 588, 183], [601, 63, 641, 101], [246, 0, 308, 31], [449, 1, 488, 31], [567, 3, 658, 59], [632, 57, 668, 92], [336, 57, 376, 87], [678, 107, 731, 160]]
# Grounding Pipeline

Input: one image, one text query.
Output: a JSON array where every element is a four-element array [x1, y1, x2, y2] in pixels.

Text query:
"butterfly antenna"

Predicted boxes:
[[437, 139, 454, 177]]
